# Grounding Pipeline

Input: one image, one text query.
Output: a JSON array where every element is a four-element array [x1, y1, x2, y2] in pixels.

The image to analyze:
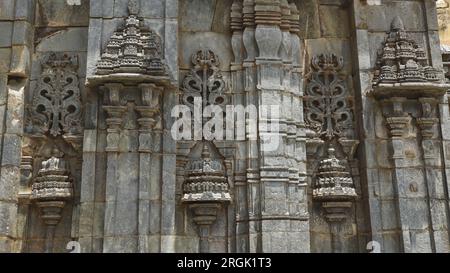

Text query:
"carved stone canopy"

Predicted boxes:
[[31, 155, 73, 202], [87, 0, 169, 87], [182, 142, 231, 203], [313, 147, 357, 202], [372, 16, 449, 99]]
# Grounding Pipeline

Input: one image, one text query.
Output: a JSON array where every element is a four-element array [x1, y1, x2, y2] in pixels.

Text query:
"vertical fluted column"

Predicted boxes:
[[289, 3, 309, 242], [231, 0, 249, 253], [242, 0, 261, 253]]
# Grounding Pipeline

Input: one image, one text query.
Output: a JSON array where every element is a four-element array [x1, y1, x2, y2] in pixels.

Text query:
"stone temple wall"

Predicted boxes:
[[0, 0, 449, 253]]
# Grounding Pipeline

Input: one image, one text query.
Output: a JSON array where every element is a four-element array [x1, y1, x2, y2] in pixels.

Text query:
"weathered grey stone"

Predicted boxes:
[[0, 22, 13, 47]]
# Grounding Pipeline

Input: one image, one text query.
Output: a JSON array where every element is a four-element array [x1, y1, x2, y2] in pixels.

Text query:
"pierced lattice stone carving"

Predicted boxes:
[[28, 53, 82, 137], [182, 49, 228, 109], [305, 53, 354, 140]]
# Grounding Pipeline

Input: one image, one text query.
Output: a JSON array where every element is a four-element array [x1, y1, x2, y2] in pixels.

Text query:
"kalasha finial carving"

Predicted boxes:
[[182, 50, 227, 108], [305, 54, 353, 140], [182, 143, 231, 203], [95, 4, 165, 76], [373, 16, 442, 86], [128, 0, 140, 15], [313, 147, 357, 201], [27, 53, 82, 137]]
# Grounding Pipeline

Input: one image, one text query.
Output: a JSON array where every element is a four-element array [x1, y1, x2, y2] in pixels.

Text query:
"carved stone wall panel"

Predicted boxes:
[[27, 53, 83, 138]]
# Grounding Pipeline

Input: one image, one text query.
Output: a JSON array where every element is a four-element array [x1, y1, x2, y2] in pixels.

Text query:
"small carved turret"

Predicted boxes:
[[313, 147, 357, 201]]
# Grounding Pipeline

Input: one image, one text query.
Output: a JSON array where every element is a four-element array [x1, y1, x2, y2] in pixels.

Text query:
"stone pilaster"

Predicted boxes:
[[0, 0, 35, 253]]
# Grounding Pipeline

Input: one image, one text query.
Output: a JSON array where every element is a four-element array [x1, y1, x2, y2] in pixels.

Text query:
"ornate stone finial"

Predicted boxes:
[[128, 0, 140, 15], [182, 142, 231, 203], [390, 15, 405, 31], [313, 146, 357, 201]]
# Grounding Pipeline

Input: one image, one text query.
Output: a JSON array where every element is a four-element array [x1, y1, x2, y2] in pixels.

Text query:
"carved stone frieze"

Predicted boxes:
[[27, 53, 82, 138]]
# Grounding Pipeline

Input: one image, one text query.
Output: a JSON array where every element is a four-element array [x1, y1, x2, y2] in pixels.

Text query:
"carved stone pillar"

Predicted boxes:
[[371, 16, 450, 252], [322, 202, 352, 253], [135, 83, 162, 252], [242, 0, 261, 253], [417, 98, 450, 252], [86, 0, 171, 253]]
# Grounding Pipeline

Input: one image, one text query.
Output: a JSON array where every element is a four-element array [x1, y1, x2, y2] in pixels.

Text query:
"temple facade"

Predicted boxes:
[[0, 0, 450, 253]]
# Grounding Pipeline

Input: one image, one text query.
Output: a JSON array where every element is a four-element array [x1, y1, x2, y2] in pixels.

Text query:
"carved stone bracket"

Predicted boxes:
[[417, 98, 439, 139], [189, 203, 222, 253], [322, 201, 352, 253], [381, 97, 411, 139]]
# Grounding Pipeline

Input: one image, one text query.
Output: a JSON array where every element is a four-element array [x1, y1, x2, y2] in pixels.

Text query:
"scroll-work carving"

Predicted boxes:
[[28, 53, 82, 137], [305, 54, 354, 140], [182, 49, 228, 109]]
